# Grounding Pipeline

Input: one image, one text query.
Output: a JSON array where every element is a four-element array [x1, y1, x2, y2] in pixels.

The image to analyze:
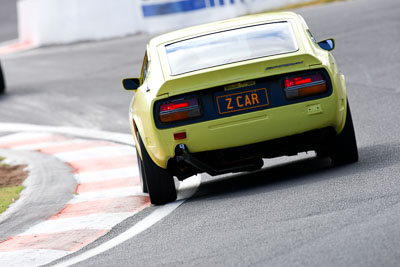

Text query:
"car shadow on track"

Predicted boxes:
[[189, 143, 400, 202], [0, 87, 36, 102], [192, 155, 332, 202]]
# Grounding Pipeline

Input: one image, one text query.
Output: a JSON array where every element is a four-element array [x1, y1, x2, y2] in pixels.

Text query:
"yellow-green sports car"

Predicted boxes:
[[123, 11, 358, 205]]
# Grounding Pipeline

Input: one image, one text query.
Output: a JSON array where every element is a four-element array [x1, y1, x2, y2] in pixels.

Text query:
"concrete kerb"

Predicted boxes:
[[0, 124, 134, 242], [0, 127, 201, 266], [0, 148, 76, 242], [0, 123, 134, 146]]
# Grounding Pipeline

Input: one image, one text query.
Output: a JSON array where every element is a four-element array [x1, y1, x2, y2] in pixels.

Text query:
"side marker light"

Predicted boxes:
[[174, 132, 187, 140]]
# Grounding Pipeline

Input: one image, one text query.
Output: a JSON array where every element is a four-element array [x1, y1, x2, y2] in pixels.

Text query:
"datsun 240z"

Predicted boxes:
[[123, 12, 358, 205]]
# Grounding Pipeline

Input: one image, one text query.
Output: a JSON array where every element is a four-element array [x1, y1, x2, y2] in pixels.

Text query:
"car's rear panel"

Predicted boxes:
[[154, 68, 333, 129], [142, 66, 345, 169], [158, 93, 341, 154]]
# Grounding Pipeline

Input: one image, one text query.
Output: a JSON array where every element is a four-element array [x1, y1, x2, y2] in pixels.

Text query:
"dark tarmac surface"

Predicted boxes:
[[1, 0, 400, 266], [0, 0, 18, 42]]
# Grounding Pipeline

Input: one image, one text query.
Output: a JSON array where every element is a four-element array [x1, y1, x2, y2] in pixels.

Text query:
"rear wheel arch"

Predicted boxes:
[[137, 132, 177, 205], [131, 118, 142, 158], [329, 98, 358, 165]]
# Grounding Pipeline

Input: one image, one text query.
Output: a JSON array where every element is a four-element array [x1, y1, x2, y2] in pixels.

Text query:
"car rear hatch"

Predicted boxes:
[[153, 56, 332, 130]]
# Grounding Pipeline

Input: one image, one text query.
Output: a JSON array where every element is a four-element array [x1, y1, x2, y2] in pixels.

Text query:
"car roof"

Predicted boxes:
[[149, 11, 301, 47]]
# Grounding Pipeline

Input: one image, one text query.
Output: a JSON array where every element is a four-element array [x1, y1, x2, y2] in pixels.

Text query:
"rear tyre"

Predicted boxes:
[[0, 62, 5, 94], [138, 134, 177, 205], [329, 99, 359, 166], [136, 148, 148, 193]]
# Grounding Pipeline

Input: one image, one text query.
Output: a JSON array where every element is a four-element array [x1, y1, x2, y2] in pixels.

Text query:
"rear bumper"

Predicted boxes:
[[148, 92, 344, 168], [172, 127, 335, 178]]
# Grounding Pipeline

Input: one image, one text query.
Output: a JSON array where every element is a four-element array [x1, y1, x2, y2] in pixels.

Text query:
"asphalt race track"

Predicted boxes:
[[0, 0, 18, 43], [1, 0, 400, 266]]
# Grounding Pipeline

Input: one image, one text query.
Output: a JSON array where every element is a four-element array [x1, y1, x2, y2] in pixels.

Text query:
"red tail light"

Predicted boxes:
[[160, 98, 201, 123], [160, 102, 189, 112], [283, 73, 327, 100]]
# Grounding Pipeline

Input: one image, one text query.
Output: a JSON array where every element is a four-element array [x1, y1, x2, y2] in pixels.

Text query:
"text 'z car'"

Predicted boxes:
[[123, 12, 358, 205]]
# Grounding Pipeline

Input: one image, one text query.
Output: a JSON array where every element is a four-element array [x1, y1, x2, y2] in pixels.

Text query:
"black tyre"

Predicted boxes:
[[329, 99, 359, 166], [0, 62, 5, 94], [136, 147, 148, 193], [138, 134, 177, 205]]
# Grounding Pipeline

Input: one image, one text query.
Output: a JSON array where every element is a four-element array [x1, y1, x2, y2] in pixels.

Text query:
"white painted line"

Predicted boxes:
[[0, 123, 134, 145], [54, 145, 135, 162], [70, 186, 146, 203], [53, 201, 185, 267], [52, 175, 201, 267], [74, 167, 139, 183], [23, 212, 139, 235]]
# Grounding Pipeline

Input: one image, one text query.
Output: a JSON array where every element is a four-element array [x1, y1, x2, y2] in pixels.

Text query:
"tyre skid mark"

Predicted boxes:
[[0, 229, 107, 252]]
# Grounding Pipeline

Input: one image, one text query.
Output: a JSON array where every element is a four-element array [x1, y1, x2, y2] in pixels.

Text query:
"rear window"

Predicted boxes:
[[165, 21, 298, 75]]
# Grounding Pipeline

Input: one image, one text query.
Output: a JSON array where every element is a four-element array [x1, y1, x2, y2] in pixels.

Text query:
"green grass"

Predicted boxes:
[[0, 156, 25, 214], [0, 185, 25, 214], [266, 0, 346, 12], [0, 156, 6, 166]]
